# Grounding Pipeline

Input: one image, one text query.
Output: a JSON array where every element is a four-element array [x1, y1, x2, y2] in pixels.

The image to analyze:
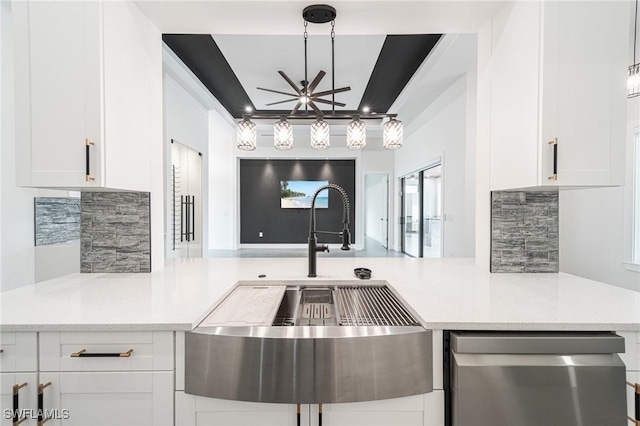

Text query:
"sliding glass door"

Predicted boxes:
[[401, 164, 442, 258]]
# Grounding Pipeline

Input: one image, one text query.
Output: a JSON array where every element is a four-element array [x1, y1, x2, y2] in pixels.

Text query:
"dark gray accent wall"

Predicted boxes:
[[240, 159, 356, 244], [81, 192, 151, 273], [491, 191, 559, 273], [34, 197, 80, 246]]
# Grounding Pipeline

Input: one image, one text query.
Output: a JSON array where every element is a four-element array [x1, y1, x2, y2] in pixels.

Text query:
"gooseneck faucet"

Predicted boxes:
[[308, 183, 351, 278]]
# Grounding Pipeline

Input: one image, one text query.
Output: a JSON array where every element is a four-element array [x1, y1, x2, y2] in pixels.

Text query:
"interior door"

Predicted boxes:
[[169, 140, 202, 258], [364, 174, 389, 249], [422, 165, 442, 258]]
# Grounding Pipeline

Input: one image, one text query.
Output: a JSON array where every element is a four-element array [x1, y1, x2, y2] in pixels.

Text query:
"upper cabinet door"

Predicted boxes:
[[13, 0, 157, 192], [490, 0, 629, 191]]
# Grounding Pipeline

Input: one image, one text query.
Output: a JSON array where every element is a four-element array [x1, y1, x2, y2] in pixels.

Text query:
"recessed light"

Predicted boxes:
[[245, 106, 253, 112], [362, 106, 370, 113]]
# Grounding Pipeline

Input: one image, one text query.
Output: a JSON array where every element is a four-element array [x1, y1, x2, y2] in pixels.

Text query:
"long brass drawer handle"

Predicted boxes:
[[13, 382, 27, 426], [38, 382, 52, 426], [70, 348, 133, 358], [628, 381, 640, 425], [85, 139, 95, 182], [548, 138, 558, 181]]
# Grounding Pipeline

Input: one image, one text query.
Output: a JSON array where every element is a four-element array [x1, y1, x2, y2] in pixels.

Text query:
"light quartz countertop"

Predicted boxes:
[[1, 258, 638, 331]]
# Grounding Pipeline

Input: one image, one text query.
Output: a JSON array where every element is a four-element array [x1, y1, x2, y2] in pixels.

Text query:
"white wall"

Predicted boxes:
[[393, 75, 476, 257], [559, 98, 640, 292], [163, 75, 209, 257], [208, 109, 237, 250]]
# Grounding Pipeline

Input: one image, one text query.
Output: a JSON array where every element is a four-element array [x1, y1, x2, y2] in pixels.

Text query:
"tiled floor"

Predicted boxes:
[[208, 236, 407, 258]]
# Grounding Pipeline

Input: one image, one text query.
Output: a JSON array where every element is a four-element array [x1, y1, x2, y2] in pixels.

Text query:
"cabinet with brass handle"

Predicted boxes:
[[489, 0, 627, 190], [12, 0, 157, 191], [629, 381, 640, 426]]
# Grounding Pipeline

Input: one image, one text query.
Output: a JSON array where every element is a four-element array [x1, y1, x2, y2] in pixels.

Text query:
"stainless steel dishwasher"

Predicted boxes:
[[444, 331, 627, 426]]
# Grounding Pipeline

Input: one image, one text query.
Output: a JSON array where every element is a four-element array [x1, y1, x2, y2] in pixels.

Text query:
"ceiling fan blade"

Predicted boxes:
[[307, 70, 326, 94], [278, 71, 302, 95], [308, 101, 323, 116], [312, 86, 351, 97], [265, 98, 299, 106], [313, 98, 346, 108], [291, 101, 303, 115], [257, 87, 299, 97]]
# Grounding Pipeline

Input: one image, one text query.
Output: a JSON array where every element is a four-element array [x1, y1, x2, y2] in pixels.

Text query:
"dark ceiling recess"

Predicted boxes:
[[358, 34, 442, 113], [163, 34, 254, 118], [163, 33, 442, 119]]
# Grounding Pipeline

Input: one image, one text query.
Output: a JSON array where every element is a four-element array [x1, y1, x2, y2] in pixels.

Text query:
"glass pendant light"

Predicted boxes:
[[346, 115, 366, 150], [310, 117, 330, 150], [236, 116, 257, 151], [273, 117, 293, 150], [383, 118, 403, 150]]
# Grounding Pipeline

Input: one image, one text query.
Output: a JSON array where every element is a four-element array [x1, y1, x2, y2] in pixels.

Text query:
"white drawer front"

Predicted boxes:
[[40, 331, 173, 372], [0, 332, 37, 372], [39, 371, 173, 426]]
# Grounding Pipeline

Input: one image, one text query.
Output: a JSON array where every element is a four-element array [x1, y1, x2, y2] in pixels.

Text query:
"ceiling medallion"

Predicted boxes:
[[235, 4, 404, 151]]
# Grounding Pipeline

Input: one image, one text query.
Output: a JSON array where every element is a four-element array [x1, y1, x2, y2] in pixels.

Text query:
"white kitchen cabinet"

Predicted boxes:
[[0, 373, 38, 426], [12, 0, 160, 191], [0, 332, 37, 373], [37, 331, 174, 425], [175, 392, 298, 426], [490, 0, 628, 190], [39, 371, 172, 425]]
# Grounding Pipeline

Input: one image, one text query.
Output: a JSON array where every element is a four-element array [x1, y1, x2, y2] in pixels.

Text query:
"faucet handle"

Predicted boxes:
[[316, 244, 329, 253]]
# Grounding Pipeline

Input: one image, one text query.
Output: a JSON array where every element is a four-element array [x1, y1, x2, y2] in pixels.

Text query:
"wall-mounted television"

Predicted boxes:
[[280, 180, 328, 209]]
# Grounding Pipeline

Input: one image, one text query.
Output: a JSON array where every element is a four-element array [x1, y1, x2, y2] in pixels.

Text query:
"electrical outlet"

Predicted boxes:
[[259, 232, 263, 238]]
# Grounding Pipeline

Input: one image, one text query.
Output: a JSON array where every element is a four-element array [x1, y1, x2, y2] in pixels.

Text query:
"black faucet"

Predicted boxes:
[[308, 183, 351, 278]]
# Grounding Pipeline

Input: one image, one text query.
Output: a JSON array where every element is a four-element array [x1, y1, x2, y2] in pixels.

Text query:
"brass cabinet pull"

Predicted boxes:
[[548, 138, 558, 181], [628, 381, 640, 425], [37, 382, 52, 426], [12, 382, 28, 426], [85, 139, 95, 182], [70, 348, 133, 357]]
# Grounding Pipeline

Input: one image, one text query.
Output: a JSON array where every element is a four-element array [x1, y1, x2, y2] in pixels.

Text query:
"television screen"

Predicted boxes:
[[280, 180, 328, 209]]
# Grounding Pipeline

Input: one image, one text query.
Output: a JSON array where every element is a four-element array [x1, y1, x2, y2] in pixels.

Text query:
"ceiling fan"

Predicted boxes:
[[257, 70, 351, 115]]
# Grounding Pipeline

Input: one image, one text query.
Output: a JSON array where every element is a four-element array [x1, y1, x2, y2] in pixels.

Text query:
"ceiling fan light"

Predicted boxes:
[[237, 117, 257, 151], [346, 115, 366, 150], [310, 117, 330, 150], [274, 117, 294, 150], [383, 118, 403, 150]]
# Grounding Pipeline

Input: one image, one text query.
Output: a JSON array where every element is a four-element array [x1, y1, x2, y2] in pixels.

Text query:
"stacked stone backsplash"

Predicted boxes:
[[34, 197, 80, 245], [81, 192, 150, 273], [491, 191, 558, 273]]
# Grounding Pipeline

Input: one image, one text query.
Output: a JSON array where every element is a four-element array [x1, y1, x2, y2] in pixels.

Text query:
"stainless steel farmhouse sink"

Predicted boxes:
[[185, 281, 433, 404]]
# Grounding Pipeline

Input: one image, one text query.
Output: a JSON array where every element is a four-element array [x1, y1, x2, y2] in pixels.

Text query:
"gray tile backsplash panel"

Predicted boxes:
[[34, 197, 81, 246], [491, 191, 559, 273], [81, 192, 151, 273]]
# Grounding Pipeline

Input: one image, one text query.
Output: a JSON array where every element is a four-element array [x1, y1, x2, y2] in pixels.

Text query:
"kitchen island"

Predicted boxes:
[[0, 258, 638, 426]]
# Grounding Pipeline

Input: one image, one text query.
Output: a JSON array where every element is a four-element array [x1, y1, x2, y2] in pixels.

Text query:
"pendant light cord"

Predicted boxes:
[[634, 0, 638, 66], [304, 20, 308, 114], [331, 20, 335, 115]]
